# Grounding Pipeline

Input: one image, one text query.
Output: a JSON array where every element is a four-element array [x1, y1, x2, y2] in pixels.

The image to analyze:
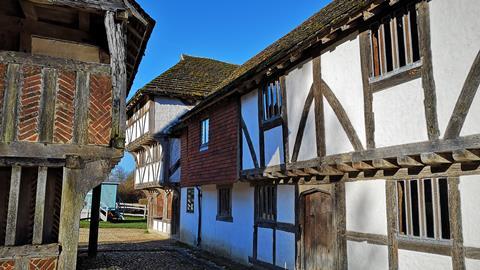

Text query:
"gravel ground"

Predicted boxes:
[[77, 228, 252, 270]]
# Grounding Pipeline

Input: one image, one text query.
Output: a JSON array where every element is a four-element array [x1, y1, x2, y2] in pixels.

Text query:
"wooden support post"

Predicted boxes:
[[33, 166, 48, 245], [449, 178, 465, 270], [1, 64, 21, 143], [386, 181, 399, 270], [38, 68, 58, 143], [88, 185, 102, 258], [58, 165, 86, 270], [5, 166, 21, 246], [335, 183, 347, 270], [72, 71, 90, 145]]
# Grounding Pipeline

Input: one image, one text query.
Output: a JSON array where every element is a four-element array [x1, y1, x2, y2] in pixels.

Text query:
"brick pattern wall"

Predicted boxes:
[[29, 257, 57, 270], [88, 74, 112, 145], [53, 70, 76, 144], [181, 97, 239, 186], [0, 64, 6, 129], [18, 66, 42, 142], [0, 260, 14, 270]]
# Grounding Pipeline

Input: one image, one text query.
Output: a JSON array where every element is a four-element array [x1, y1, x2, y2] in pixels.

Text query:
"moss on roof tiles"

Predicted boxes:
[[138, 55, 238, 99]]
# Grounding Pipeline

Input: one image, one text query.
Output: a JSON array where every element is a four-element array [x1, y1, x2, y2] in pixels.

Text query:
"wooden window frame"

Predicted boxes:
[[255, 185, 276, 222], [261, 78, 283, 123], [199, 118, 209, 152], [216, 185, 233, 222], [186, 188, 194, 213], [396, 178, 451, 243], [368, 3, 422, 90]]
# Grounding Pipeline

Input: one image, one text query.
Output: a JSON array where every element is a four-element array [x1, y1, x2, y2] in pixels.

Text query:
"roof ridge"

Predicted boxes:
[[179, 53, 239, 67]]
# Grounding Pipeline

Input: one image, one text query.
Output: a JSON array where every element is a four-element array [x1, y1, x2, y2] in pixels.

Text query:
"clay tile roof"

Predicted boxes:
[[178, 0, 375, 122], [129, 55, 238, 107]]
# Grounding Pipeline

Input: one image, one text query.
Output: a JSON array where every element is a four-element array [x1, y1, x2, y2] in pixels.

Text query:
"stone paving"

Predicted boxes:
[[77, 228, 252, 270]]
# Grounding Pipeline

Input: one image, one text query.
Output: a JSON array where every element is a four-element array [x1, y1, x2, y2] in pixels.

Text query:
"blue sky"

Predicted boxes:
[[118, 0, 330, 173]]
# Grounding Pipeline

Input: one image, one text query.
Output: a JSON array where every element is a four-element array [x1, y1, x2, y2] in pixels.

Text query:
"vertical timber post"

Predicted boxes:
[[58, 156, 86, 270], [88, 184, 102, 257]]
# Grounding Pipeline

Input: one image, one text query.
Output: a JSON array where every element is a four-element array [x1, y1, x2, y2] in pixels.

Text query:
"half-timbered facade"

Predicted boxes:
[[176, 0, 480, 269], [126, 55, 237, 235], [0, 1, 153, 269]]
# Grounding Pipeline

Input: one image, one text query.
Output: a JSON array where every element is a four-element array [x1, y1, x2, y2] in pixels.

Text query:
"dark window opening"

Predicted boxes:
[[370, 5, 421, 79], [256, 185, 276, 221], [410, 180, 420, 236], [438, 178, 451, 240], [217, 186, 232, 221]]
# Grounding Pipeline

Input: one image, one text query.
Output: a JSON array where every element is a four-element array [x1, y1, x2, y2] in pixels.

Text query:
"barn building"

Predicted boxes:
[[0, 0, 153, 269], [125, 55, 237, 235], [174, 0, 480, 269]]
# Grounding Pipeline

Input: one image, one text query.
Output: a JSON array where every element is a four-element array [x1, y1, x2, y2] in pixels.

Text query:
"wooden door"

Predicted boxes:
[[303, 191, 334, 270]]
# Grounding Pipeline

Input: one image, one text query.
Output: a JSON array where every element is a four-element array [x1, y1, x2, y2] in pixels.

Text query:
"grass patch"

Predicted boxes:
[[80, 216, 147, 230]]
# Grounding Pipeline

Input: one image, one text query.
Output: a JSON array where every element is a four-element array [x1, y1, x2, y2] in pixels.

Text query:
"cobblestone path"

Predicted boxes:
[[77, 228, 251, 270]]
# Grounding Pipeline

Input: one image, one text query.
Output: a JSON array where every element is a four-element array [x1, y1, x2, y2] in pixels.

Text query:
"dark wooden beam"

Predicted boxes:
[[359, 31, 375, 149], [88, 185, 101, 258]]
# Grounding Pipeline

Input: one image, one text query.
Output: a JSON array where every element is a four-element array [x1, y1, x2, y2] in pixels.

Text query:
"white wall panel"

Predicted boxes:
[[241, 90, 260, 170], [347, 241, 388, 270], [277, 185, 295, 224], [459, 175, 480, 248], [285, 60, 317, 162], [466, 258, 480, 270], [153, 97, 191, 134], [429, 0, 480, 137], [324, 97, 354, 155], [180, 187, 199, 245], [200, 183, 254, 264], [264, 126, 284, 167], [346, 180, 387, 235], [257, 227, 274, 264], [322, 35, 366, 149], [398, 249, 452, 270], [275, 230, 295, 270], [373, 79, 428, 147]]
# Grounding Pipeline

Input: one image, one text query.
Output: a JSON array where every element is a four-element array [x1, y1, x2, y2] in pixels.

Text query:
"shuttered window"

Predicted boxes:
[[262, 79, 282, 121], [370, 4, 420, 79], [397, 178, 450, 240], [217, 186, 232, 222], [186, 188, 194, 213], [256, 185, 276, 221]]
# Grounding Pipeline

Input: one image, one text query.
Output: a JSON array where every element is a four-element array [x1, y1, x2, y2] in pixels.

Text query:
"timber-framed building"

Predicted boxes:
[[173, 0, 480, 269], [125, 55, 237, 235], [0, 0, 153, 269]]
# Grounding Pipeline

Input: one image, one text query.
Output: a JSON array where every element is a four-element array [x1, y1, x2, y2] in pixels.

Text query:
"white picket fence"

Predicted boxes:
[[117, 202, 147, 218]]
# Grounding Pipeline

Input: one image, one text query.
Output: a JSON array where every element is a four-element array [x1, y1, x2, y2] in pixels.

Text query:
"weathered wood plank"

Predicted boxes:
[[452, 149, 480, 163], [359, 31, 375, 149], [0, 51, 110, 74], [5, 166, 21, 246], [345, 231, 388, 245], [0, 243, 59, 258], [370, 65, 422, 93], [335, 183, 347, 270], [420, 152, 451, 165], [449, 178, 465, 270], [386, 181, 398, 270], [32, 167, 48, 245], [397, 155, 423, 168], [313, 56, 326, 157], [321, 79, 364, 151], [444, 50, 480, 139], [105, 11, 127, 148], [72, 71, 90, 144], [38, 68, 58, 142], [1, 64, 21, 143], [280, 76, 290, 164], [417, 1, 440, 140], [397, 238, 451, 256]]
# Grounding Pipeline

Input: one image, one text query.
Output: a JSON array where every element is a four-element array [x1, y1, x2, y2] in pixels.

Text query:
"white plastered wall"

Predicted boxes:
[[285, 59, 317, 162], [398, 250, 452, 270], [347, 241, 389, 270], [322, 35, 366, 155], [275, 230, 295, 270], [429, 0, 480, 137], [257, 227, 274, 264], [345, 180, 387, 235], [264, 126, 284, 167], [153, 97, 191, 134], [373, 78, 428, 147], [466, 258, 480, 270], [459, 175, 480, 248], [200, 183, 254, 264], [241, 89, 260, 170], [277, 185, 295, 224], [169, 138, 181, 182], [152, 219, 171, 235], [179, 187, 199, 245]]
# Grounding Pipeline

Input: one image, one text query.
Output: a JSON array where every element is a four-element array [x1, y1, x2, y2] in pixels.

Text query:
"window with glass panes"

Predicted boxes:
[[200, 118, 209, 150]]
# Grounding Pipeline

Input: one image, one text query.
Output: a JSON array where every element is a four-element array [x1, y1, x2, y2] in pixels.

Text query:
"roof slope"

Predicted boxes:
[[139, 55, 238, 99]]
